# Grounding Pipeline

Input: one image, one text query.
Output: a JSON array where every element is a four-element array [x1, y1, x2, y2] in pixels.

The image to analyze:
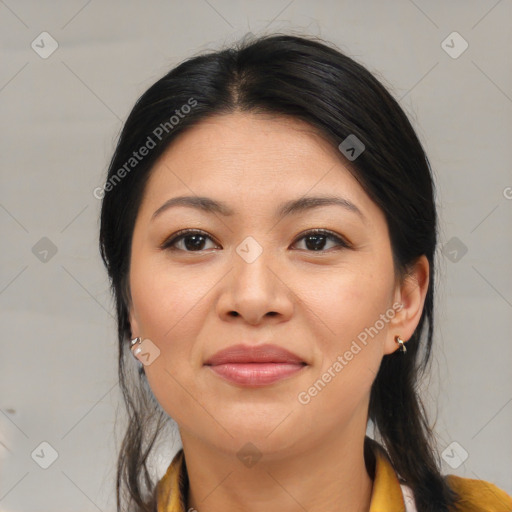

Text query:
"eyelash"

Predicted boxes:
[[160, 228, 351, 253]]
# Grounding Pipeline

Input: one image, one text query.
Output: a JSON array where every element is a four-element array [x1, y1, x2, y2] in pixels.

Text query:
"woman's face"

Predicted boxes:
[[128, 112, 425, 458]]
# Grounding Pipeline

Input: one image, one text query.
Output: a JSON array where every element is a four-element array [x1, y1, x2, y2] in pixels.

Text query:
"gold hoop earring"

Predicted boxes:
[[395, 335, 407, 353]]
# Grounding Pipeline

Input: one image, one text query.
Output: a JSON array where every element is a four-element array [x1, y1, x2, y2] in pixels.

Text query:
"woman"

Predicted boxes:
[[98, 33, 512, 512]]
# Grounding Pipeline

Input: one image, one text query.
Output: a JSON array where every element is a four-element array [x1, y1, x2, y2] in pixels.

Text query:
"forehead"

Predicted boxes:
[[139, 112, 380, 227], [150, 111, 347, 176]]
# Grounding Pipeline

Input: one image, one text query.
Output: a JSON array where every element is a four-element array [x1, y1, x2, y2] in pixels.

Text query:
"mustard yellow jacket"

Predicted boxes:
[[155, 437, 512, 511]]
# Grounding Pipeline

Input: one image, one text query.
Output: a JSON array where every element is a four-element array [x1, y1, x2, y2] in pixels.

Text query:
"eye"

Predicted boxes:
[[292, 229, 351, 252], [160, 228, 350, 253], [160, 229, 219, 252]]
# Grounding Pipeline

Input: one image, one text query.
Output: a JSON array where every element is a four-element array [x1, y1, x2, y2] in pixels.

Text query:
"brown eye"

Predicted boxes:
[[160, 228, 350, 253], [161, 230, 218, 252], [292, 229, 350, 252]]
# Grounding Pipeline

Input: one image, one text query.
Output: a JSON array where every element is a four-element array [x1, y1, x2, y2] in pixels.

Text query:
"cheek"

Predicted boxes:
[[129, 259, 209, 428], [299, 268, 390, 394], [129, 255, 210, 342], [302, 267, 390, 343]]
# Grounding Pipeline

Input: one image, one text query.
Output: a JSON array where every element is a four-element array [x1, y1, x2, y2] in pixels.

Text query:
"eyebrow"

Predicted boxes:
[[151, 195, 367, 223]]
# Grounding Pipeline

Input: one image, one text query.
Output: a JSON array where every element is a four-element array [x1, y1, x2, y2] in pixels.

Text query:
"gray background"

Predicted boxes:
[[1, 1, 511, 510]]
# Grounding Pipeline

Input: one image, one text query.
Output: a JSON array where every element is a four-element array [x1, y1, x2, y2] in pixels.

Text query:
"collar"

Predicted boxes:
[[156, 436, 407, 512]]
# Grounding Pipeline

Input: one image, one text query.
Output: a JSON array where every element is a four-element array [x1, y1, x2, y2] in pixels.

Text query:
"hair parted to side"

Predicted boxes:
[[99, 32, 460, 512]]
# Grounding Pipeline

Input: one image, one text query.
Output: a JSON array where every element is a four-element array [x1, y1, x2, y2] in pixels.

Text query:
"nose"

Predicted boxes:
[[216, 245, 294, 326]]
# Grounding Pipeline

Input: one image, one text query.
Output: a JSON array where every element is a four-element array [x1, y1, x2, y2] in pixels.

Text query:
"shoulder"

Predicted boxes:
[[445, 474, 512, 512]]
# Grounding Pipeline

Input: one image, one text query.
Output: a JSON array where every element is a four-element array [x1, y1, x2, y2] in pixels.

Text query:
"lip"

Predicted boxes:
[[207, 363, 306, 386], [204, 343, 307, 387], [204, 343, 305, 365]]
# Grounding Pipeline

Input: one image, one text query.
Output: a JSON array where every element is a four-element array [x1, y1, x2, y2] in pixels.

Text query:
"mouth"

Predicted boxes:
[[205, 362, 307, 387], [203, 343, 308, 387]]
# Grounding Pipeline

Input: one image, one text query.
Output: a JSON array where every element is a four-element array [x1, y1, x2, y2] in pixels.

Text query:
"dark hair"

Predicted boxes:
[[99, 32, 460, 512]]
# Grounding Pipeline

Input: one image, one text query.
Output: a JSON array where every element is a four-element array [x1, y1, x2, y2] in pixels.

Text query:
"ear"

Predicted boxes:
[[128, 302, 141, 340], [123, 278, 140, 339], [383, 254, 430, 355], [128, 307, 140, 340]]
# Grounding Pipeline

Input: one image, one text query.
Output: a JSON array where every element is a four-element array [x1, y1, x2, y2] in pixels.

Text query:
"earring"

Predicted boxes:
[[130, 337, 143, 359], [395, 335, 407, 353]]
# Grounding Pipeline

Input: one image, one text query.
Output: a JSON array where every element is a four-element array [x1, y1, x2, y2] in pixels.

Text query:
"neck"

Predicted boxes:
[[181, 427, 374, 512]]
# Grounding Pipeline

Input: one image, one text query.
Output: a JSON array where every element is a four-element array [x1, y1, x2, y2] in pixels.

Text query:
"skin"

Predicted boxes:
[[128, 111, 429, 512]]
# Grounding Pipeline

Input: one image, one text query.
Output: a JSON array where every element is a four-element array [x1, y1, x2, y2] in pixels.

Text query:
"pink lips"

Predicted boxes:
[[204, 343, 307, 386]]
